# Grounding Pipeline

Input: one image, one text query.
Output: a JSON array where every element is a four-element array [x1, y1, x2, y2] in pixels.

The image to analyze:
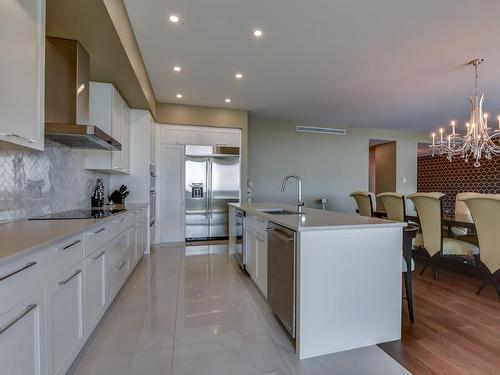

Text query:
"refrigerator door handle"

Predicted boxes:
[[205, 161, 209, 219], [209, 159, 213, 219]]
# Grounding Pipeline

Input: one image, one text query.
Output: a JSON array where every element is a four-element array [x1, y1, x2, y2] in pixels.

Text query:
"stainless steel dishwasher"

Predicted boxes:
[[267, 222, 296, 338]]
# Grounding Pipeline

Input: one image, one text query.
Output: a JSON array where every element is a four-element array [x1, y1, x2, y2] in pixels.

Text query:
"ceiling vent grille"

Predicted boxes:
[[296, 125, 347, 136]]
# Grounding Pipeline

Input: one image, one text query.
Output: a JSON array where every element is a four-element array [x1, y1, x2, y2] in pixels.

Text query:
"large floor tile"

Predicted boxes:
[[85, 304, 176, 358], [73, 348, 173, 375], [172, 334, 290, 375]]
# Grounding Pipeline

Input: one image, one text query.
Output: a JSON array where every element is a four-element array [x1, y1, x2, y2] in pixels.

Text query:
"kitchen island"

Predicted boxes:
[[229, 202, 406, 360]]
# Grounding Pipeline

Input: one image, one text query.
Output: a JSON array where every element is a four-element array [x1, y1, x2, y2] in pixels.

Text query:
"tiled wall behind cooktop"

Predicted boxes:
[[0, 141, 108, 222], [417, 155, 500, 213]]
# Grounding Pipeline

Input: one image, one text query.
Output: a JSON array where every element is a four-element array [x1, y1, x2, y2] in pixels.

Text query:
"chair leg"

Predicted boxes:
[[492, 274, 500, 301], [404, 271, 415, 322], [431, 256, 439, 280], [419, 259, 430, 275], [476, 279, 488, 295]]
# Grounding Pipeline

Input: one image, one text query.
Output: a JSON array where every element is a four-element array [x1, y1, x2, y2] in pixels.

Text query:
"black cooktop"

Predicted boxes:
[[29, 208, 126, 220]]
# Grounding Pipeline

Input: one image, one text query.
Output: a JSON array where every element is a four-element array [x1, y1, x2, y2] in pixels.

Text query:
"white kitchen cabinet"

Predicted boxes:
[[84, 248, 106, 335], [255, 232, 268, 297], [0, 288, 46, 375], [245, 215, 268, 297], [201, 127, 240, 147], [160, 125, 200, 145], [158, 144, 185, 242], [46, 262, 84, 375], [245, 228, 257, 280], [85, 82, 131, 173], [0, 0, 45, 151]]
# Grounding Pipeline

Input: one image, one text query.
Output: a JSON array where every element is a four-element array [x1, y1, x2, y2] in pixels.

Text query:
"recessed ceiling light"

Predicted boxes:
[[253, 29, 263, 38], [225, 98, 231, 103], [176, 93, 183, 99], [173, 65, 181, 72], [169, 14, 180, 23], [235, 73, 243, 79]]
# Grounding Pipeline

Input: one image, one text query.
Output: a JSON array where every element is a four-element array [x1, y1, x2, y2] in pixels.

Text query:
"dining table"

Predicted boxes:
[[372, 210, 476, 232]]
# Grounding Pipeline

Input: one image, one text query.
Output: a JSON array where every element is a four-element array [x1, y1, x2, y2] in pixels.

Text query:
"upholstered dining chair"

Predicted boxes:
[[407, 193, 479, 279], [460, 194, 500, 300], [350, 191, 375, 217], [451, 192, 474, 237], [377, 192, 417, 322]]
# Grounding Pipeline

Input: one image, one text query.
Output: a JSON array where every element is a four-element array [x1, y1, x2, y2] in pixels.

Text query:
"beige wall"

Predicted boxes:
[[248, 115, 428, 213], [156, 103, 249, 201]]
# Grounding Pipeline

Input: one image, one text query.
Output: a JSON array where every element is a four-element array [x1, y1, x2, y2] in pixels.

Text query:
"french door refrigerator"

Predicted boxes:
[[185, 145, 240, 241]]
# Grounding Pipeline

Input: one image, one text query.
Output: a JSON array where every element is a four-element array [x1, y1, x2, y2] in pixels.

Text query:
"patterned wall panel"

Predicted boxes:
[[417, 155, 500, 213], [0, 141, 108, 222]]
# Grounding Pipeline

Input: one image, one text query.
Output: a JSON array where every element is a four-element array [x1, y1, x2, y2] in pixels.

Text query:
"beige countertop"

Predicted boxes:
[[229, 202, 406, 232], [0, 203, 148, 265]]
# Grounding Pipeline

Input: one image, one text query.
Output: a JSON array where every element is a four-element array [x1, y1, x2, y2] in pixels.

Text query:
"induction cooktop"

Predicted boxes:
[[29, 208, 125, 220]]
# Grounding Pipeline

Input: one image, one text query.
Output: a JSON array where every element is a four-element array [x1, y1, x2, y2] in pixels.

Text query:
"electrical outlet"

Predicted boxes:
[[402, 178, 407, 183]]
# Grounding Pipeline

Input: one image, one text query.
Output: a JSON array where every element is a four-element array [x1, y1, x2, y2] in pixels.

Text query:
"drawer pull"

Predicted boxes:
[[0, 132, 36, 144], [0, 261, 37, 282], [61, 239, 82, 251], [94, 228, 106, 234], [59, 269, 81, 285], [0, 304, 37, 335], [91, 251, 105, 260], [115, 261, 127, 271]]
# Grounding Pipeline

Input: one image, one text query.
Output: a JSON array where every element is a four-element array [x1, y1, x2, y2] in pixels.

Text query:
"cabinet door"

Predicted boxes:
[[201, 128, 240, 147], [160, 125, 200, 145], [47, 263, 84, 375], [159, 144, 185, 242], [245, 229, 257, 279], [0, 0, 45, 150], [121, 99, 130, 172], [111, 89, 122, 170], [0, 289, 46, 375], [255, 233, 268, 298], [85, 249, 106, 336]]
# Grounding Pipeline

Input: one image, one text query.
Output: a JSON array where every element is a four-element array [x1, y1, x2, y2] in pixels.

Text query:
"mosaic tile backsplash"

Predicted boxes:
[[417, 154, 500, 213], [0, 141, 108, 221]]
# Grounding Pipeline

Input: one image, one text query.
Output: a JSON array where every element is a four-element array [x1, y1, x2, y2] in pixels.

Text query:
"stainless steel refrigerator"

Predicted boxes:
[[185, 145, 240, 240]]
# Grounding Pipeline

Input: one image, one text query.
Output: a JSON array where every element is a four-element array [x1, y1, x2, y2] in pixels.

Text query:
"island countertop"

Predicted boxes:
[[229, 202, 406, 232], [0, 203, 148, 265]]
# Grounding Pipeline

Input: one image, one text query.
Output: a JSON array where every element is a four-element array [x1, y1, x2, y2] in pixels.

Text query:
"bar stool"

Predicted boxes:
[[350, 191, 375, 217]]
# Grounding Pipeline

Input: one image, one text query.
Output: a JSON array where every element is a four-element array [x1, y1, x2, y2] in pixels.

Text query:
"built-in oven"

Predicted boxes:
[[234, 209, 246, 269]]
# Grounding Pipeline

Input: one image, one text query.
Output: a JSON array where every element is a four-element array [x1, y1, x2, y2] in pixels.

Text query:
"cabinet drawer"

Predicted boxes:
[[108, 214, 129, 240], [246, 215, 267, 236], [160, 126, 200, 144], [84, 224, 109, 257], [105, 232, 128, 275], [48, 235, 85, 276], [106, 256, 129, 304]]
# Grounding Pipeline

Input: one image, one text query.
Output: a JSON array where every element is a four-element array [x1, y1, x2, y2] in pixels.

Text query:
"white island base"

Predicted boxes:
[[229, 203, 405, 360], [297, 226, 402, 359]]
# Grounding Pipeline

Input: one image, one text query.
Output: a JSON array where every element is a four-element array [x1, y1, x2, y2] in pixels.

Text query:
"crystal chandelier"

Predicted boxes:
[[430, 58, 500, 167]]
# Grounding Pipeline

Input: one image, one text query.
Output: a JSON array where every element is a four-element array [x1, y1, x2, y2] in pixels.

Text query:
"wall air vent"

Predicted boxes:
[[296, 126, 347, 136]]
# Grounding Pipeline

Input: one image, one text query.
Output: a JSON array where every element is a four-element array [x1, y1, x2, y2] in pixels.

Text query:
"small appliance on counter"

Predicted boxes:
[[109, 185, 129, 204], [91, 178, 106, 207]]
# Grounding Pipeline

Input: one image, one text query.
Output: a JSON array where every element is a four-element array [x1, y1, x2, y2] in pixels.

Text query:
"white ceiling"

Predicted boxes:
[[124, 0, 500, 132]]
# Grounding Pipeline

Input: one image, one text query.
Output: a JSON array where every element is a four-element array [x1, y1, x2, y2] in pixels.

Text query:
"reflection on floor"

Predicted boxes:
[[70, 243, 408, 375]]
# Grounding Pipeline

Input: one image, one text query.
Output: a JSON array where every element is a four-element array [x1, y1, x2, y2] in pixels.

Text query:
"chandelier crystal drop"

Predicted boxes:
[[430, 58, 500, 167]]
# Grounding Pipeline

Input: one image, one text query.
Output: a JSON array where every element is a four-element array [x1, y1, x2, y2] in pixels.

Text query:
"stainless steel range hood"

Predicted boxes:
[[44, 37, 121, 151]]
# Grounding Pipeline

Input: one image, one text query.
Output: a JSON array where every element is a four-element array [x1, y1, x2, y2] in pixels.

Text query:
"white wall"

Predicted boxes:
[[248, 116, 427, 213]]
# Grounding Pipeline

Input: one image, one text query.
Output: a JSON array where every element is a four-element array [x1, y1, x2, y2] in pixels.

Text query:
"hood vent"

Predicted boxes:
[[44, 37, 121, 151], [296, 125, 347, 136]]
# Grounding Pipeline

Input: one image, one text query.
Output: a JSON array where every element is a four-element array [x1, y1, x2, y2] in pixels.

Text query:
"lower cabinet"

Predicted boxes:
[[0, 288, 46, 375], [245, 216, 268, 298], [84, 249, 106, 335], [46, 263, 84, 375]]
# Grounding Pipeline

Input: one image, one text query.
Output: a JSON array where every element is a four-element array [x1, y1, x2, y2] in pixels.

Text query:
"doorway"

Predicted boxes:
[[369, 140, 397, 210]]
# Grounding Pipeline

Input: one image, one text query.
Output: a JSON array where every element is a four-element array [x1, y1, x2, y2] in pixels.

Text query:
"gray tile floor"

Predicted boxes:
[[71, 243, 410, 375]]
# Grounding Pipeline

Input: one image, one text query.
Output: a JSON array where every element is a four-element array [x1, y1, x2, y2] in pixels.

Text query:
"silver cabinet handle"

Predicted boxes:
[[267, 228, 294, 242], [0, 261, 37, 282], [91, 251, 105, 260], [60, 239, 81, 251], [59, 269, 81, 285], [94, 227, 106, 234], [0, 304, 37, 334], [0, 132, 36, 143], [115, 261, 127, 271]]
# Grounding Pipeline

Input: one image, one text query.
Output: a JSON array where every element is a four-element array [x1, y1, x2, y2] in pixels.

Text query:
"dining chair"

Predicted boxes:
[[460, 194, 500, 300], [407, 193, 479, 279], [350, 191, 375, 217], [451, 192, 474, 237], [377, 192, 417, 322]]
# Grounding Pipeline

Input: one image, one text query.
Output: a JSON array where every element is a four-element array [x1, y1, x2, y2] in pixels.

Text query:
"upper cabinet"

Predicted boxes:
[[85, 82, 131, 173], [0, 0, 45, 150], [159, 124, 240, 147]]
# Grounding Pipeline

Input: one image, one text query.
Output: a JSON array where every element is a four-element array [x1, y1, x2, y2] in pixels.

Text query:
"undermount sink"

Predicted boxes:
[[257, 208, 305, 215]]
